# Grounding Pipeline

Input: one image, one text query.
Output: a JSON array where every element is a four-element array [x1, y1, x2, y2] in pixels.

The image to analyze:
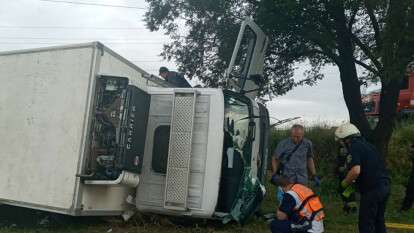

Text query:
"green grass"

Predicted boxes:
[[1, 121, 413, 232], [1, 177, 413, 233]]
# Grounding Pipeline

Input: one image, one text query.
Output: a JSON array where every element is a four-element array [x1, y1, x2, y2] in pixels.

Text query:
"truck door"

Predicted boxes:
[[218, 19, 269, 224], [225, 18, 269, 99], [217, 91, 266, 224]]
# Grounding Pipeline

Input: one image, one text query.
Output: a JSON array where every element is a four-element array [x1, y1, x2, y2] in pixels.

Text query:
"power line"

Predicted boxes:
[[131, 60, 164, 63], [39, 0, 146, 9], [0, 25, 147, 30], [0, 36, 168, 40], [0, 41, 164, 45]]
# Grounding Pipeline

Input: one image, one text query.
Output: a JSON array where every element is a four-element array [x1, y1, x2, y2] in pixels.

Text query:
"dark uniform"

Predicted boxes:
[[401, 144, 414, 211], [347, 137, 390, 233], [165, 71, 191, 88], [336, 145, 357, 213]]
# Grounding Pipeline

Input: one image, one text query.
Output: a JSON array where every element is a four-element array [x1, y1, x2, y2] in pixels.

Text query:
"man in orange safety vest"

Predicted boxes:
[[270, 176, 325, 233]]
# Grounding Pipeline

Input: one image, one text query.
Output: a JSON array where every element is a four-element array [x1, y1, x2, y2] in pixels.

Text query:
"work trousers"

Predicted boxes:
[[359, 181, 390, 233], [270, 219, 307, 233]]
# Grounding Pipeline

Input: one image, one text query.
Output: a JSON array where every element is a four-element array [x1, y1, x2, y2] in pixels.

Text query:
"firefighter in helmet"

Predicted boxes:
[[335, 123, 390, 233]]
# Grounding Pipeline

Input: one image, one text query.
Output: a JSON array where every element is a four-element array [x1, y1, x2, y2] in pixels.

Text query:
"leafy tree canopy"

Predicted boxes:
[[145, 0, 412, 95], [144, 0, 414, 155]]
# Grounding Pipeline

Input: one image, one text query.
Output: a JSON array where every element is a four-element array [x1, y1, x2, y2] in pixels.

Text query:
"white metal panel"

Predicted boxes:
[[136, 88, 223, 218], [98, 46, 167, 90], [136, 94, 172, 210], [0, 46, 95, 210], [81, 185, 134, 214], [200, 90, 224, 215]]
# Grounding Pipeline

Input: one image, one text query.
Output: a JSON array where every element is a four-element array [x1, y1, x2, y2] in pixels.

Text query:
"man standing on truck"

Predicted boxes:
[[335, 123, 390, 233], [271, 124, 319, 201], [159, 67, 192, 88], [270, 176, 325, 233]]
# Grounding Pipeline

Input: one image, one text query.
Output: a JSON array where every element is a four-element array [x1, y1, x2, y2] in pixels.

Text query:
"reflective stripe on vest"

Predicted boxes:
[[287, 184, 325, 221]]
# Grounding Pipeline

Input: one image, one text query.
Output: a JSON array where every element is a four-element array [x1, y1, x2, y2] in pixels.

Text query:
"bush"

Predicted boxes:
[[387, 119, 414, 183]]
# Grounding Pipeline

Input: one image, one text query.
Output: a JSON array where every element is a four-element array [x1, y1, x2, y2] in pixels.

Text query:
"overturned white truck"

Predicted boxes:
[[0, 20, 269, 223]]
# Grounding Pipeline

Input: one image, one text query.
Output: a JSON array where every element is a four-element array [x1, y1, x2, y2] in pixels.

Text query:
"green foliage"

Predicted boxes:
[[144, 0, 413, 96], [144, 0, 255, 88], [388, 119, 414, 183], [144, 0, 413, 155]]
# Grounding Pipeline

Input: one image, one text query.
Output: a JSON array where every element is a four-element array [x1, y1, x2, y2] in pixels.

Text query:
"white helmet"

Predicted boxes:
[[335, 123, 361, 141]]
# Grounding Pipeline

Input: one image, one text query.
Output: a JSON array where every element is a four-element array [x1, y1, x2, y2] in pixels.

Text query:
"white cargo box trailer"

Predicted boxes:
[[0, 19, 270, 224], [0, 42, 169, 216]]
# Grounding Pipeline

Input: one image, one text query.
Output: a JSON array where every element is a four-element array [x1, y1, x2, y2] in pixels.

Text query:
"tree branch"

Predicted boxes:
[[350, 33, 382, 71], [309, 39, 341, 64], [364, 0, 382, 49], [353, 59, 379, 75]]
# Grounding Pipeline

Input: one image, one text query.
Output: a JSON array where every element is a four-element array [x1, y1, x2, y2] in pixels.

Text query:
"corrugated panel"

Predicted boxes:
[[164, 92, 196, 210]]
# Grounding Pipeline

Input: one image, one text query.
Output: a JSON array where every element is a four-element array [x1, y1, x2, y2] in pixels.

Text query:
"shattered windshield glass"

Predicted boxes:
[[224, 94, 251, 165]]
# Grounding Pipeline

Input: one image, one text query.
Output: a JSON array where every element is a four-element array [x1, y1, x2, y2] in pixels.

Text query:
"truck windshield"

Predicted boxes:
[[224, 93, 252, 164], [216, 92, 253, 213]]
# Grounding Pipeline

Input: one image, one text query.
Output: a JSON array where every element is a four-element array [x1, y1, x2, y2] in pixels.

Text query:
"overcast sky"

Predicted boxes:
[[0, 0, 350, 126]]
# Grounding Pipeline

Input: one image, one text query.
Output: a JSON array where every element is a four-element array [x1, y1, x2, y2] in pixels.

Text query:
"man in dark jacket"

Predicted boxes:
[[335, 123, 390, 233], [401, 144, 414, 211], [159, 67, 191, 88]]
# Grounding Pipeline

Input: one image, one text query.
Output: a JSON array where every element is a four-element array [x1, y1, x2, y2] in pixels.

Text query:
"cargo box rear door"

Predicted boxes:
[[0, 44, 98, 214]]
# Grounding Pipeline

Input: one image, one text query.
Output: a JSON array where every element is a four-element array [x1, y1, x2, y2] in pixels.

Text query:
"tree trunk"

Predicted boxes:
[[330, 1, 372, 137], [337, 62, 372, 137], [372, 0, 412, 157], [372, 80, 400, 157]]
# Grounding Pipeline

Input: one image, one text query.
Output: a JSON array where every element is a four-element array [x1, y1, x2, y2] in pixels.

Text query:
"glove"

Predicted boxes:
[[313, 176, 321, 187], [342, 184, 356, 199], [340, 180, 349, 189]]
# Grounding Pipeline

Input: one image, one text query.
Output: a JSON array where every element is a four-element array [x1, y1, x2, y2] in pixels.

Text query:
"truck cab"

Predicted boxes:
[[398, 72, 414, 115], [362, 72, 414, 117]]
